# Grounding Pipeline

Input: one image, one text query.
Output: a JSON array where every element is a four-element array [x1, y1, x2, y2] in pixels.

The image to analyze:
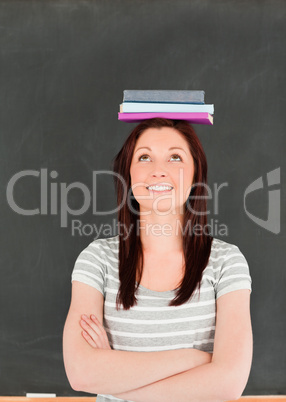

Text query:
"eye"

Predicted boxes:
[[138, 153, 183, 162], [170, 153, 183, 161], [138, 154, 150, 161]]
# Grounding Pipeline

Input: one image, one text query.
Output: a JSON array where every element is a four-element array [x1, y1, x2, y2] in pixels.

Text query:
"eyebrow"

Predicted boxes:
[[134, 146, 188, 155]]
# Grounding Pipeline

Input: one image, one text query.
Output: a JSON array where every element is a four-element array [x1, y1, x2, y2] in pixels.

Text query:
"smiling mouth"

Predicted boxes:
[[146, 186, 174, 193]]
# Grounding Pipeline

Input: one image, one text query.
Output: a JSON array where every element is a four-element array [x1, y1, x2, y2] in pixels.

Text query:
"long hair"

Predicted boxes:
[[112, 118, 213, 310]]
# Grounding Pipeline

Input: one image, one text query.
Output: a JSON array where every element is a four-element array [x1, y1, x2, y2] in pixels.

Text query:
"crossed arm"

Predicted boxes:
[[63, 281, 252, 402]]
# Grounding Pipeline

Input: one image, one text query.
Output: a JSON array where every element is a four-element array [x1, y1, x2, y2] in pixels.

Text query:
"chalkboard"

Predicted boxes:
[[0, 0, 285, 397]]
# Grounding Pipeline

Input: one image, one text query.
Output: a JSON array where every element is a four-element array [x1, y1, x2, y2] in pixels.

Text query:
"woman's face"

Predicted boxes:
[[130, 127, 195, 216]]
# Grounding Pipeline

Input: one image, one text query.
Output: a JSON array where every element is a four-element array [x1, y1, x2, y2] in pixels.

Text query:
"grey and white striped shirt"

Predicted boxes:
[[71, 235, 252, 402]]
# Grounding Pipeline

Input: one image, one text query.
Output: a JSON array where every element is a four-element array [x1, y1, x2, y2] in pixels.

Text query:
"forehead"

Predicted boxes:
[[135, 127, 189, 148]]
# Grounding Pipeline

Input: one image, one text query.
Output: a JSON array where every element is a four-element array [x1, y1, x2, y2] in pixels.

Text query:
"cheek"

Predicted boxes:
[[174, 165, 194, 182], [129, 163, 136, 182], [181, 170, 194, 195], [130, 166, 143, 187]]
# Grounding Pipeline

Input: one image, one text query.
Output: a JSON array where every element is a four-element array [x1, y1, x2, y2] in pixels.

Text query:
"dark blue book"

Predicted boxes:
[[123, 90, 205, 104]]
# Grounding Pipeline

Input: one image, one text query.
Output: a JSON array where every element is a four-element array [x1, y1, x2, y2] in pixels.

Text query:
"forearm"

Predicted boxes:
[[113, 361, 238, 402], [75, 347, 212, 395], [64, 309, 211, 394]]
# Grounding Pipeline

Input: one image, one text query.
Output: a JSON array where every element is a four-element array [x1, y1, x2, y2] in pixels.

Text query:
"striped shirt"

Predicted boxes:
[[71, 235, 252, 402]]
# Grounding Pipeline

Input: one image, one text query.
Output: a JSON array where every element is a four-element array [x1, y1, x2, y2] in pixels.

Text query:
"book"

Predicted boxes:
[[120, 102, 214, 114], [123, 90, 205, 104], [118, 112, 213, 125]]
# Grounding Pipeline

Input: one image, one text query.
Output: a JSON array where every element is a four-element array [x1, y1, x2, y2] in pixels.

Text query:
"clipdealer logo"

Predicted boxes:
[[6, 169, 126, 228], [5, 168, 229, 237], [5, 167, 281, 236], [243, 167, 281, 234]]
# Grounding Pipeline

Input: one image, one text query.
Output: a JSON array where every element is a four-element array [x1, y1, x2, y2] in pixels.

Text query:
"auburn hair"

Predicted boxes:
[[112, 118, 213, 310]]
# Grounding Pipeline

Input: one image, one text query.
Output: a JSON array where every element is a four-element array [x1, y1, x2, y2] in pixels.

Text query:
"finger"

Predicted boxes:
[[80, 318, 104, 348], [90, 315, 108, 339], [81, 315, 102, 338], [81, 330, 97, 348], [90, 315, 106, 335], [80, 323, 104, 348], [81, 314, 110, 350], [90, 315, 111, 349]]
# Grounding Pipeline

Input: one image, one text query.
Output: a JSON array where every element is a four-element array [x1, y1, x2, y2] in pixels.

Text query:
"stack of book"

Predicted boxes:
[[118, 90, 214, 125]]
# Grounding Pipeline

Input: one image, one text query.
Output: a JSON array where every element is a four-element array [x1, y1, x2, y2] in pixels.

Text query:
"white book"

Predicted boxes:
[[120, 102, 214, 114]]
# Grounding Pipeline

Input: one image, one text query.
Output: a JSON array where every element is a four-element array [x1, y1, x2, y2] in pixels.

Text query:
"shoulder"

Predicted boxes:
[[73, 235, 119, 273], [209, 237, 249, 267], [210, 237, 242, 257], [208, 237, 252, 299], [71, 235, 120, 296], [80, 234, 119, 259]]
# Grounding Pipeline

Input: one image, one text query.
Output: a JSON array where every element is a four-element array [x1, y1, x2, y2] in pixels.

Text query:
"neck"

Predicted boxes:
[[138, 209, 185, 254]]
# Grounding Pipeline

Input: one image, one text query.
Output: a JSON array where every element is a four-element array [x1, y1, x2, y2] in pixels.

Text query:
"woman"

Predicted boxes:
[[63, 118, 253, 402]]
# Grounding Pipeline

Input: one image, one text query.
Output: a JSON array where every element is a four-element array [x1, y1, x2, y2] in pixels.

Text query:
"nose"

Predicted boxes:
[[151, 165, 168, 178], [148, 159, 170, 181], [151, 171, 167, 178]]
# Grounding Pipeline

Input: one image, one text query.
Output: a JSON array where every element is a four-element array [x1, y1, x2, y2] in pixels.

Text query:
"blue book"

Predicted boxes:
[[123, 90, 205, 104], [120, 102, 214, 114]]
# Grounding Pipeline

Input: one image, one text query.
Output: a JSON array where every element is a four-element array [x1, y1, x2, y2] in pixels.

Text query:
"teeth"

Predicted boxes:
[[148, 185, 173, 191]]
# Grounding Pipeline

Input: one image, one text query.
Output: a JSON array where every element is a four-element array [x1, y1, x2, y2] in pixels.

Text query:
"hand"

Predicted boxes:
[[80, 314, 111, 350]]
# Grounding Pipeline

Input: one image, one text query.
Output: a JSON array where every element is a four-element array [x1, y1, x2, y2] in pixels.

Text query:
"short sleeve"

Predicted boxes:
[[71, 240, 106, 296], [215, 245, 252, 299]]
